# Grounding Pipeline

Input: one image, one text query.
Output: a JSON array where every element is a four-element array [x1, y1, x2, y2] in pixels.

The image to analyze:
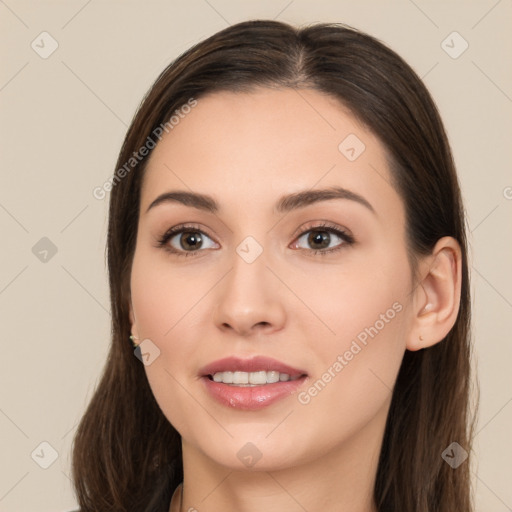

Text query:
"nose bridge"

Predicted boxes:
[[213, 235, 286, 334]]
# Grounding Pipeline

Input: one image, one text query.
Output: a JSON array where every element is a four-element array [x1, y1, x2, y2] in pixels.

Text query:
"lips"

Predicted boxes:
[[198, 355, 307, 378], [199, 356, 308, 410]]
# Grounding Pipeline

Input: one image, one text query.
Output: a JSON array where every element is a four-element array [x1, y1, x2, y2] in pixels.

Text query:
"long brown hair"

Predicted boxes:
[[72, 20, 475, 511]]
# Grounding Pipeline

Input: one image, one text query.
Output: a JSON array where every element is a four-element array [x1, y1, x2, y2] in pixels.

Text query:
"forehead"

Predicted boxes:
[[140, 88, 402, 222]]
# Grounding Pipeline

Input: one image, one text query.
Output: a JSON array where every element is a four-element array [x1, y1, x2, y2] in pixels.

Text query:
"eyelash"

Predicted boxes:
[[155, 221, 355, 258]]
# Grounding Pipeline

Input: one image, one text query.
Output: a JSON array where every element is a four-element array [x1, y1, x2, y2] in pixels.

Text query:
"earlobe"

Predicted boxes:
[[406, 236, 462, 351]]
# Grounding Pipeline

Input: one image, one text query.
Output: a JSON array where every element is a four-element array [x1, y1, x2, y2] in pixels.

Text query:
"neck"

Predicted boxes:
[[171, 401, 388, 512]]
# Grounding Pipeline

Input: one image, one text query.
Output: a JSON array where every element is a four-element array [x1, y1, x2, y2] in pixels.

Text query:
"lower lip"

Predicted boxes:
[[201, 375, 308, 410]]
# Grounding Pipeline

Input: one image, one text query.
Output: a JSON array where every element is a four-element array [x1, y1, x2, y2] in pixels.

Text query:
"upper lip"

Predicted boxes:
[[199, 356, 307, 378]]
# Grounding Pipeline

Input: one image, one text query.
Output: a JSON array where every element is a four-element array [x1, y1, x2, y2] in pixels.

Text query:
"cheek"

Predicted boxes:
[[291, 250, 410, 429], [291, 297, 407, 461], [290, 244, 411, 353], [130, 243, 217, 340], [129, 248, 218, 431]]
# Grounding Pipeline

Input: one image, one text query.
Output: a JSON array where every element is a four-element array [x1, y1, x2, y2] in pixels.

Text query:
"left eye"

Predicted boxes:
[[293, 228, 349, 251]]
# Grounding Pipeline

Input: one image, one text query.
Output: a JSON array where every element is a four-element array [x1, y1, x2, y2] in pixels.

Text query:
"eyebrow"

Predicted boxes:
[[145, 186, 376, 215]]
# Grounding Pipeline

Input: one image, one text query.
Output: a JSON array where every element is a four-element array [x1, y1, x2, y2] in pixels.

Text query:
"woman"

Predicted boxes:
[[72, 19, 475, 512]]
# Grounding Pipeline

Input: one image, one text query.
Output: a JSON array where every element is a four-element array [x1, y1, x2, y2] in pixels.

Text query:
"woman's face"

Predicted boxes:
[[130, 88, 415, 471]]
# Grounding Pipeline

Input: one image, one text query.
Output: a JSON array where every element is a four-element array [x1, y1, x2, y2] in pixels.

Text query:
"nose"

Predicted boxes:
[[213, 247, 286, 337]]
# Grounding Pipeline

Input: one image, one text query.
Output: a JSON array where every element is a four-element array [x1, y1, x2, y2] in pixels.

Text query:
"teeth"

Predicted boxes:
[[211, 370, 301, 386], [213, 371, 233, 383], [233, 371, 249, 384], [266, 370, 280, 384]]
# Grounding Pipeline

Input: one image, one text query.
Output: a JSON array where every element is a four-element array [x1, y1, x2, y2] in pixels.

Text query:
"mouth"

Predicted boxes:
[[199, 355, 308, 410]]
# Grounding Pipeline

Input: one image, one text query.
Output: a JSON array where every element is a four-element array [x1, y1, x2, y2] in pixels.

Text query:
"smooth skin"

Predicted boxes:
[[129, 88, 462, 512]]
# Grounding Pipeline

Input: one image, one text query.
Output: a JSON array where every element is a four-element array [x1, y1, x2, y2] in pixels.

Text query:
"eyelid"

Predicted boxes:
[[159, 222, 216, 240], [290, 220, 353, 242]]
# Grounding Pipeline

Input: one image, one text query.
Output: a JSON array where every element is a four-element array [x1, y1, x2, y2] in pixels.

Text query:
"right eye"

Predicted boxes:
[[157, 225, 218, 257]]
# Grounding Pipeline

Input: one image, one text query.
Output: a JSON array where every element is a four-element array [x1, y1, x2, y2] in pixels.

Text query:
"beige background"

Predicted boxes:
[[1, 1, 511, 511]]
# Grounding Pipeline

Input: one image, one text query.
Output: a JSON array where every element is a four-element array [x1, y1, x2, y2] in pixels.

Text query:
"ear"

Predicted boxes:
[[407, 236, 462, 351]]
